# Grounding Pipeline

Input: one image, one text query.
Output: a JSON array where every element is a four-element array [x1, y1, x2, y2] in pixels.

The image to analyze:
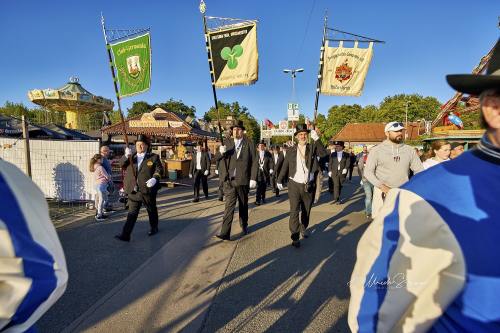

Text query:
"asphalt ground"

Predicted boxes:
[[37, 172, 370, 333]]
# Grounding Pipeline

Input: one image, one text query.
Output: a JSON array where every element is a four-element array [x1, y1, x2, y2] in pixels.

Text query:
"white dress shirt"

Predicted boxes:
[[196, 152, 202, 170], [233, 138, 243, 177], [292, 145, 309, 184], [336, 152, 343, 170], [137, 153, 145, 169]]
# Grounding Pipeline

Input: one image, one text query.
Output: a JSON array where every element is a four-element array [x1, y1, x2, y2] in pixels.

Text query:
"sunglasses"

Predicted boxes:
[[389, 122, 404, 129]]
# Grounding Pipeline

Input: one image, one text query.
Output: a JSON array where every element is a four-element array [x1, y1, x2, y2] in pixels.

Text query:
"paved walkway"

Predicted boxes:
[[38, 174, 369, 333]]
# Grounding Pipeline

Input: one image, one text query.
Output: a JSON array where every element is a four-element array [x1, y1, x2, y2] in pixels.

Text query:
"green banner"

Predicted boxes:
[[110, 33, 151, 97]]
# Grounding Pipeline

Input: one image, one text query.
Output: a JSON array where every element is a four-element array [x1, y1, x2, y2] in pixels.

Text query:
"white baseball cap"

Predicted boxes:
[[384, 121, 405, 132]]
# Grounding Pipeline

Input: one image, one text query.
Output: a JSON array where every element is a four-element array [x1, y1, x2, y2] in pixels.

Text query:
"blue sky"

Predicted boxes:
[[1, 0, 498, 123]]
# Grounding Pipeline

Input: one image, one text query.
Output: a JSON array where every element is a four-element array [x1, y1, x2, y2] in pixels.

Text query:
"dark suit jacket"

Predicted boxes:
[[278, 140, 325, 184], [217, 137, 258, 186], [271, 152, 284, 177], [120, 152, 164, 195], [256, 151, 273, 182], [328, 151, 351, 178], [189, 151, 211, 175]]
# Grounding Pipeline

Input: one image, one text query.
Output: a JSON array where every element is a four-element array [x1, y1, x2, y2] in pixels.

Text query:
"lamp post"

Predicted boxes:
[[405, 100, 410, 139], [283, 68, 304, 142]]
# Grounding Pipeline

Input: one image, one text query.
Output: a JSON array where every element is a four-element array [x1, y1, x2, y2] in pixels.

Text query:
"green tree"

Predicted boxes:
[[378, 94, 441, 123], [126, 101, 152, 117], [156, 98, 196, 118]]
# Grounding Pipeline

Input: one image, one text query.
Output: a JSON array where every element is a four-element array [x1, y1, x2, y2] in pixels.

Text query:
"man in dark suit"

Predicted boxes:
[[328, 141, 351, 204], [277, 124, 326, 248], [189, 141, 210, 202], [215, 120, 258, 240], [326, 141, 335, 194], [255, 141, 273, 205], [214, 150, 224, 201], [115, 135, 164, 242], [270, 145, 284, 197]]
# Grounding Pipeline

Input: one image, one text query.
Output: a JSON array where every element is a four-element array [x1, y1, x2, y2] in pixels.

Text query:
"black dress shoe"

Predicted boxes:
[[218, 197, 224, 201], [192, 198, 199, 203], [215, 234, 231, 241], [336, 200, 342, 205], [255, 201, 261, 206], [292, 240, 301, 248], [114, 234, 130, 242], [262, 199, 266, 204], [148, 228, 158, 236], [241, 226, 249, 235]]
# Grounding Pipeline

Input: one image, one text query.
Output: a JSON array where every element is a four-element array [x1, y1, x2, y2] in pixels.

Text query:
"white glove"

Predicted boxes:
[[277, 183, 284, 191], [204, 170, 209, 176], [269, 169, 274, 175], [328, 171, 332, 178], [219, 145, 226, 154], [360, 180, 364, 185], [215, 170, 219, 175], [125, 147, 132, 158], [310, 129, 319, 141], [342, 168, 347, 175], [309, 173, 315, 182], [189, 174, 193, 178], [249, 180, 257, 189], [146, 178, 157, 188]]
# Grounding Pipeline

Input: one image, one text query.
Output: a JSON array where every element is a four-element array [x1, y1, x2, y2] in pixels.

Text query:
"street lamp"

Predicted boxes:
[[283, 68, 304, 101], [405, 100, 410, 139]]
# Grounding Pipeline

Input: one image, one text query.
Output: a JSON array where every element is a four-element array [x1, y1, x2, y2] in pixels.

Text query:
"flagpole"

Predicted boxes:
[[313, 12, 328, 126], [101, 13, 137, 184]]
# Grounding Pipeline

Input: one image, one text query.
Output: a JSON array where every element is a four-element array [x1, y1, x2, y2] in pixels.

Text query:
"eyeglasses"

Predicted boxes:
[[390, 122, 404, 129]]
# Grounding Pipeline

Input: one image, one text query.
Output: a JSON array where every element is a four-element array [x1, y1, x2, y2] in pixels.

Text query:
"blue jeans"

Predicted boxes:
[[362, 181, 374, 215]]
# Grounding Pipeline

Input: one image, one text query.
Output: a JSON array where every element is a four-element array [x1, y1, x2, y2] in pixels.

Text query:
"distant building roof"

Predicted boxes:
[[333, 122, 424, 143]]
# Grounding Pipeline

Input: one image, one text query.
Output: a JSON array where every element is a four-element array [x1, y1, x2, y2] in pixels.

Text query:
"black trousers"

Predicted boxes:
[[121, 192, 158, 238], [193, 170, 208, 199], [256, 179, 267, 202], [348, 167, 354, 181], [218, 177, 224, 200], [220, 182, 249, 237], [288, 180, 314, 241], [328, 177, 333, 193], [271, 174, 279, 196], [332, 175, 345, 201]]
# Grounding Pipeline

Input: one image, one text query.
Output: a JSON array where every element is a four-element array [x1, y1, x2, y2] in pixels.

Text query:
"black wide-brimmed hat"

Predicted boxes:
[[135, 134, 150, 145], [447, 39, 500, 95], [294, 123, 310, 136], [333, 141, 345, 147], [230, 120, 245, 131]]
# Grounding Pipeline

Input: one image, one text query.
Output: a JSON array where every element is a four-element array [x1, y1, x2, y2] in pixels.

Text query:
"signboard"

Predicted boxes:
[[261, 129, 272, 139], [279, 120, 288, 130], [272, 128, 295, 136], [287, 102, 299, 121]]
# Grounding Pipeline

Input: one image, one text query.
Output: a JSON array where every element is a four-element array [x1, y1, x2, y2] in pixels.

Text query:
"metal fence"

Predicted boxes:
[[0, 137, 101, 221]]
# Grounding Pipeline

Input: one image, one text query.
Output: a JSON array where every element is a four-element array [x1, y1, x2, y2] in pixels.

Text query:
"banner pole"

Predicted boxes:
[[313, 12, 328, 126], [101, 14, 137, 184]]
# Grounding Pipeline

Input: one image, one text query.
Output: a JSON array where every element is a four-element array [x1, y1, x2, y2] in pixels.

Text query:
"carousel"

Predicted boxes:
[[28, 77, 114, 129]]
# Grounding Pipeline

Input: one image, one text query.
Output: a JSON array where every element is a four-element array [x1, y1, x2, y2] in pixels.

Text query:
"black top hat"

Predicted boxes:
[[447, 39, 500, 96], [333, 141, 345, 147], [230, 120, 245, 131], [135, 134, 150, 145], [258, 140, 266, 146], [294, 123, 310, 136]]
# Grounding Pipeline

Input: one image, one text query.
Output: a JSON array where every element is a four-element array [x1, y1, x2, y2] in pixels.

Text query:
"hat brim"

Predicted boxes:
[[294, 129, 310, 136], [446, 74, 500, 96], [230, 125, 245, 131]]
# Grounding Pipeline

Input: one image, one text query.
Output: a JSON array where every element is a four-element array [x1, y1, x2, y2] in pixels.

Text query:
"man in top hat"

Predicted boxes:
[[270, 145, 285, 197], [189, 141, 210, 202], [215, 120, 258, 240], [277, 124, 326, 248], [255, 141, 273, 205], [328, 141, 351, 204], [363, 121, 424, 218], [115, 134, 164, 242], [348, 40, 500, 332]]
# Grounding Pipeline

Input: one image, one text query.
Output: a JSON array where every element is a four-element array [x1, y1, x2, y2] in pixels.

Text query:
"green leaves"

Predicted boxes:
[[220, 45, 244, 69]]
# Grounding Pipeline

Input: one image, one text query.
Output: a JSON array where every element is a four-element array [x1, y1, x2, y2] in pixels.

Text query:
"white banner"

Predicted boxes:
[[320, 41, 373, 96]]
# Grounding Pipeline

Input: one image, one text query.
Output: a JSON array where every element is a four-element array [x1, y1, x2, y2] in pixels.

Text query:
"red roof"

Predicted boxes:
[[333, 122, 424, 142]]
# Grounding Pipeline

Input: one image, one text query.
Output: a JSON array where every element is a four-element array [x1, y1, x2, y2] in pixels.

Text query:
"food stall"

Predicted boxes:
[[101, 108, 218, 180]]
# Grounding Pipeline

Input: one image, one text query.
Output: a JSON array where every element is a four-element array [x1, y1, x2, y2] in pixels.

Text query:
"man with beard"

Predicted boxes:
[[270, 145, 284, 197], [255, 141, 273, 205], [189, 141, 210, 202], [215, 120, 257, 240], [277, 124, 326, 248], [364, 122, 424, 218]]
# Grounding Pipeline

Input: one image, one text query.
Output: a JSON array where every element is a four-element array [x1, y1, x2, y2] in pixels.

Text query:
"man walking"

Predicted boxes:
[[349, 40, 500, 333], [115, 135, 164, 242], [277, 124, 326, 248], [328, 141, 351, 204], [100, 145, 114, 211], [357, 146, 373, 220], [270, 145, 284, 197], [363, 121, 424, 218], [189, 141, 210, 202], [255, 141, 273, 205], [215, 120, 257, 240]]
